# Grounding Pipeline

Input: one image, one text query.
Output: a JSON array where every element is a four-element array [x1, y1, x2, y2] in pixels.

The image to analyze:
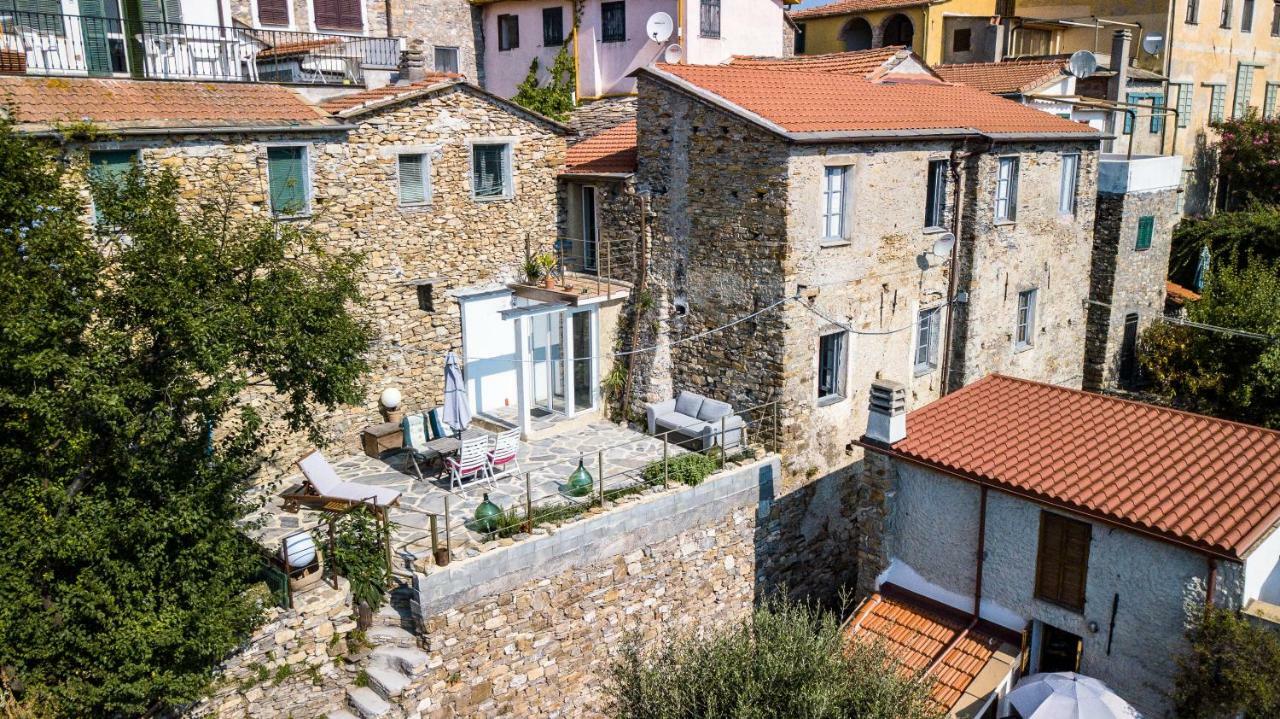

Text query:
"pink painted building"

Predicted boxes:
[[477, 0, 792, 100]]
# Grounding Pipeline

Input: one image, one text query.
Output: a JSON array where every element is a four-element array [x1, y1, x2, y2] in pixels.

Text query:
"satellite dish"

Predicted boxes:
[[930, 232, 956, 259], [1066, 50, 1097, 79], [663, 43, 684, 64], [1141, 33, 1165, 55], [646, 12, 674, 43]]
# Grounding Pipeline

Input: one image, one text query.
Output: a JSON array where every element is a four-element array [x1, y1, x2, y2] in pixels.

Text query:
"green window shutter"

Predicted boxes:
[[136, 0, 180, 23], [1150, 95, 1165, 133], [1177, 83, 1193, 127], [267, 146, 307, 216], [88, 149, 137, 220], [1266, 83, 1279, 119], [397, 154, 427, 205], [76, 0, 113, 74], [472, 144, 507, 198], [1124, 93, 1138, 134], [1136, 215, 1154, 250], [1210, 85, 1226, 122], [1233, 63, 1254, 118]]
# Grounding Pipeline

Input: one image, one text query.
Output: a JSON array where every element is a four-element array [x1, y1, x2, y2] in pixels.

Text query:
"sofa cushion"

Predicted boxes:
[[656, 412, 707, 435], [674, 391, 705, 417], [697, 398, 733, 422]]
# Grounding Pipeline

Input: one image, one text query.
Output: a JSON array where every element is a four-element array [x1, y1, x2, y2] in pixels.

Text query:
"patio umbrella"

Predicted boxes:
[[442, 351, 471, 434], [1007, 672, 1142, 719]]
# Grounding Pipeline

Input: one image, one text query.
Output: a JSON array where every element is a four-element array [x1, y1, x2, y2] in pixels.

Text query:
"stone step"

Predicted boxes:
[[365, 663, 413, 700], [366, 625, 417, 648], [326, 710, 359, 719], [346, 686, 391, 719], [371, 645, 431, 676], [374, 603, 410, 629]]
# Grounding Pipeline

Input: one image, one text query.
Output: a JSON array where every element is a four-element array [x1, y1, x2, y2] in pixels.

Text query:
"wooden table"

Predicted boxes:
[[361, 421, 402, 459]]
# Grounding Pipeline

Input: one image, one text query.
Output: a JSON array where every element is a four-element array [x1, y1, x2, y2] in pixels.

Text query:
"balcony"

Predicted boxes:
[[0, 10, 401, 86]]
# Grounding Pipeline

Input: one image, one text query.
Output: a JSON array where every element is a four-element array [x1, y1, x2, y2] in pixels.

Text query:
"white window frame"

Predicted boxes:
[[925, 159, 948, 230], [821, 165, 849, 244], [265, 142, 312, 219], [1015, 288, 1038, 350], [995, 156, 1019, 223], [433, 46, 460, 73], [468, 140, 514, 202], [396, 152, 431, 207], [1058, 153, 1079, 216], [816, 328, 848, 403], [914, 306, 941, 375]]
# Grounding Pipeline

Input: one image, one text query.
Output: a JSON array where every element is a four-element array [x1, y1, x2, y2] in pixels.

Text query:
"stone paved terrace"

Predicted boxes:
[[245, 419, 684, 566]]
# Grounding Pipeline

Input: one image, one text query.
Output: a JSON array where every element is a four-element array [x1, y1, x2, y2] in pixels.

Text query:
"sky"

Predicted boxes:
[[793, 0, 832, 7]]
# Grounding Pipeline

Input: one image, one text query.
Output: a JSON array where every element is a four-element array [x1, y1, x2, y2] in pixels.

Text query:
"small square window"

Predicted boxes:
[[498, 14, 519, 51], [472, 143, 511, 200], [397, 153, 430, 206], [433, 46, 459, 73], [88, 148, 138, 222], [415, 282, 435, 312], [1135, 215, 1155, 251], [267, 145, 309, 217], [1015, 288, 1037, 349], [953, 27, 972, 53], [817, 330, 847, 401], [543, 7, 564, 46], [602, 1, 626, 43], [995, 156, 1019, 223]]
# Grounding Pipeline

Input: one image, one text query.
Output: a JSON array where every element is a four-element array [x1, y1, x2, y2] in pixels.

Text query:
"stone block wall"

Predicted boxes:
[[1084, 187, 1179, 390], [393, 0, 482, 80], [569, 96, 638, 140]]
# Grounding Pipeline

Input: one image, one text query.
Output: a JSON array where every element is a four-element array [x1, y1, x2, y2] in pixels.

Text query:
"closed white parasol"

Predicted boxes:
[[1007, 672, 1141, 719], [442, 351, 471, 434]]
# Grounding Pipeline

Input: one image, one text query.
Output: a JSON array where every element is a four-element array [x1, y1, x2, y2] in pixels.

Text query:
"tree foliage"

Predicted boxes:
[[1173, 604, 1280, 718], [1213, 110, 1280, 211], [322, 507, 391, 611], [0, 122, 373, 717], [606, 596, 944, 719], [1169, 204, 1280, 286], [511, 44, 577, 122], [1139, 259, 1280, 428]]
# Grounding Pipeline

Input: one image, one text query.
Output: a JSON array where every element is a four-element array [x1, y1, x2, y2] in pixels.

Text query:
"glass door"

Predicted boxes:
[[529, 312, 565, 415], [572, 311, 594, 412], [581, 185, 598, 271]]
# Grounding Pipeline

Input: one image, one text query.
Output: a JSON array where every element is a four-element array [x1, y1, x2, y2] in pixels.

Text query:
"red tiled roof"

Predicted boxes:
[[1166, 280, 1202, 304], [0, 76, 334, 132], [564, 120, 636, 175], [730, 47, 904, 77], [256, 37, 342, 60], [934, 59, 1068, 95], [318, 75, 461, 114], [791, 0, 928, 20], [887, 374, 1280, 559], [846, 586, 1013, 711], [646, 63, 1097, 138]]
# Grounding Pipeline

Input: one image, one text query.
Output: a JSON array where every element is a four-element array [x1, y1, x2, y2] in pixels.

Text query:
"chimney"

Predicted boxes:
[[399, 38, 428, 84], [1107, 29, 1132, 103], [865, 380, 907, 446]]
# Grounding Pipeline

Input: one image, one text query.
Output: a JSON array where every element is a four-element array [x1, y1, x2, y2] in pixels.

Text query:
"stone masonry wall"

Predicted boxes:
[[393, 0, 482, 80], [568, 96, 637, 141], [1084, 187, 1179, 390]]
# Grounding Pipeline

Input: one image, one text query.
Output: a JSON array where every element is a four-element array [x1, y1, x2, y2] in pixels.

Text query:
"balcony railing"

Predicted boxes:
[[0, 10, 401, 86]]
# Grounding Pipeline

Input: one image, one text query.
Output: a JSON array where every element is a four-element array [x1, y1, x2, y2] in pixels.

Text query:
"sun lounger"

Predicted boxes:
[[280, 450, 401, 511]]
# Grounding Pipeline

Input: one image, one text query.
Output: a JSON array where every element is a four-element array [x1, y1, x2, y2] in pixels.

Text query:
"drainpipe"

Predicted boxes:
[[1205, 556, 1217, 608], [939, 137, 992, 395], [922, 482, 987, 677]]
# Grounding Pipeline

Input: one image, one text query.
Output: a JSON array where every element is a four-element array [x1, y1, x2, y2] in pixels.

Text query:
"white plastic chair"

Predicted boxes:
[[486, 428, 521, 480], [446, 434, 491, 491]]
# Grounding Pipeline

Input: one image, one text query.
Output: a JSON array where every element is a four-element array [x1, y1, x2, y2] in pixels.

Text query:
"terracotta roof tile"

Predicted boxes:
[[564, 120, 636, 175], [256, 37, 343, 59], [846, 587, 1011, 711], [888, 375, 1280, 559], [791, 0, 929, 20], [729, 47, 904, 77], [318, 75, 461, 114], [648, 63, 1097, 138], [1166, 280, 1202, 304], [0, 76, 333, 131], [934, 59, 1068, 95]]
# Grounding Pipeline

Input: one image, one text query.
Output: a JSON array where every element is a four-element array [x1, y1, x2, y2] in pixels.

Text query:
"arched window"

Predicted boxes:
[[882, 14, 915, 47], [840, 17, 873, 51]]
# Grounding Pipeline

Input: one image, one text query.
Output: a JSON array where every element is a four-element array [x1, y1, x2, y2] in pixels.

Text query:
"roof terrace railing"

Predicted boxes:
[[0, 10, 401, 86]]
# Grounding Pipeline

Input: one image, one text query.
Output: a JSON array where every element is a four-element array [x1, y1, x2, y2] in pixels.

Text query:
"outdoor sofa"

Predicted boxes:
[[644, 390, 745, 451]]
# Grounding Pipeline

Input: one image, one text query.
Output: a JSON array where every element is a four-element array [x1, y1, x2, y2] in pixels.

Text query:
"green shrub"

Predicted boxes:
[[641, 452, 719, 487], [319, 507, 390, 611], [1174, 604, 1280, 718]]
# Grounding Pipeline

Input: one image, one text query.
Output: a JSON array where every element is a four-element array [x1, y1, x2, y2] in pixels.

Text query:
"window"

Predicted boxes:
[[795, 22, 806, 53], [1119, 313, 1140, 383], [415, 281, 435, 312], [313, 0, 362, 31], [397, 153, 430, 206], [701, 0, 721, 38], [1222, 0, 1234, 27], [1272, 0, 1280, 34], [953, 27, 972, 52], [543, 7, 564, 46], [1187, 0, 1200, 22], [258, 0, 289, 25], [267, 145, 309, 217], [1266, 82, 1279, 118], [1208, 83, 1227, 121], [1035, 512, 1091, 611], [924, 159, 947, 229], [994, 156, 1019, 223], [1233, 63, 1257, 118], [602, 2, 626, 42], [497, 14, 519, 51], [471, 143, 510, 200], [1244, 0, 1256, 30], [88, 149, 138, 221], [1135, 215, 1155, 250], [817, 330, 847, 401], [433, 46, 459, 74], [1123, 93, 1165, 133], [1176, 83, 1193, 127], [1059, 153, 1079, 216], [1015, 288, 1037, 349], [914, 307, 941, 374], [822, 165, 848, 242]]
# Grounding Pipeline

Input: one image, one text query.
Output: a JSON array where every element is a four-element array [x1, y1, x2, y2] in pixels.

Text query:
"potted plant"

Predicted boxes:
[[533, 252, 558, 289], [523, 256, 543, 285]]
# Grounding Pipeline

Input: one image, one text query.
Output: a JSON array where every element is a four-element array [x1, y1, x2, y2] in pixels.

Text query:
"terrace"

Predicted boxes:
[[0, 10, 400, 86]]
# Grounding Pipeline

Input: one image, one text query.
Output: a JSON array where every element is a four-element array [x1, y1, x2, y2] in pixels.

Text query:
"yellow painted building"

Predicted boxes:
[[791, 0, 1007, 65]]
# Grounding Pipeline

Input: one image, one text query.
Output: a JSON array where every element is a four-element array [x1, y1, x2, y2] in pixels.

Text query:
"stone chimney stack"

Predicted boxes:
[[865, 381, 907, 446], [399, 39, 428, 84], [1107, 29, 1132, 103]]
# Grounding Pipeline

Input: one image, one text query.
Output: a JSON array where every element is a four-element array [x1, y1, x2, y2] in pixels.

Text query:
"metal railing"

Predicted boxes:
[[0, 10, 400, 85], [391, 400, 782, 570], [549, 234, 633, 299]]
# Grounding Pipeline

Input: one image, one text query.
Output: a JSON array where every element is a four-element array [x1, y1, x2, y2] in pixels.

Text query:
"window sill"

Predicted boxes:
[[1035, 596, 1085, 615], [1134, 246, 1151, 252], [819, 238, 851, 248], [816, 394, 845, 407], [398, 202, 433, 212], [994, 219, 1017, 228], [699, 34, 721, 39], [913, 364, 937, 378], [273, 213, 311, 221], [602, 38, 627, 44], [473, 194, 513, 203], [1014, 342, 1034, 354], [923, 226, 949, 235]]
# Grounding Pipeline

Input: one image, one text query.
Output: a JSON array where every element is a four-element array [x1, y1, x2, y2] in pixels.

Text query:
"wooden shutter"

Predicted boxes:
[[1136, 215, 1154, 250], [137, 0, 181, 23], [77, 0, 112, 74], [257, 0, 289, 26], [398, 154, 427, 205], [268, 146, 307, 216], [314, 0, 362, 30], [1035, 512, 1091, 611]]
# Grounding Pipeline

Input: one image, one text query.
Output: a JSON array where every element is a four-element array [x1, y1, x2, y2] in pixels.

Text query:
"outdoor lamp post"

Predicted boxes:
[[379, 386, 403, 424]]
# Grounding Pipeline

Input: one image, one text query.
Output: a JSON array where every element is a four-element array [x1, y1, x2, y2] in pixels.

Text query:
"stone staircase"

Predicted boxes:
[[327, 588, 432, 719]]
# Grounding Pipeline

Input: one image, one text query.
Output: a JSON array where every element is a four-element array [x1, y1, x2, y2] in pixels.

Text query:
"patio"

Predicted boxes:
[[245, 419, 680, 566]]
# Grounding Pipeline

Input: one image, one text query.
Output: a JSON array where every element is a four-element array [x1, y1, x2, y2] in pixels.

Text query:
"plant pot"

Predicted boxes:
[[433, 547, 451, 566], [543, 275, 555, 289]]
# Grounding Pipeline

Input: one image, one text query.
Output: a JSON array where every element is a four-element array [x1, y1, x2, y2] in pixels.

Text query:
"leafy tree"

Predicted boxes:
[[1212, 110, 1280, 211], [0, 122, 373, 717], [606, 596, 943, 719], [512, 44, 577, 122], [1173, 604, 1280, 718], [1169, 204, 1280, 287], [1139, 259, 1280, 428], [321, 506, 391, 611]]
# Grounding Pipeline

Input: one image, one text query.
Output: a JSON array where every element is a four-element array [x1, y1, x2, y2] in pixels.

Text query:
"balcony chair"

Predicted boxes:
[[446, 434, 492, 491], [486, 428, 521, 480]]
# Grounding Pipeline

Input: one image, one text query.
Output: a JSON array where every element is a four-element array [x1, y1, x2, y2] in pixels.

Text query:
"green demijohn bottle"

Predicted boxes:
[[566, 458, 593, 497], [474, 493, 502, 533]]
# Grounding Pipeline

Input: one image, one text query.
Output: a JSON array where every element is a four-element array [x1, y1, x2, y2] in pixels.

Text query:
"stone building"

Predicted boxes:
[[0, 72, 572, 468], [852, 374, 1280, 717], [628, 59, 1099, 485], [1084, 153, 1183, 391]]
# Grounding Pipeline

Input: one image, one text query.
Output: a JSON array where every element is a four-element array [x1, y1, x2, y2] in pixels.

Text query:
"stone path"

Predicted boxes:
[[245, 420, 682, 565]]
